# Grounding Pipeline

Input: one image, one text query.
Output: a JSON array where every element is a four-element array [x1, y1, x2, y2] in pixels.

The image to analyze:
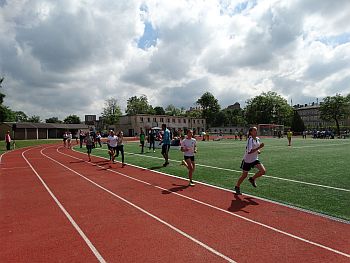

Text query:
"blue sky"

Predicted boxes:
[[0, 0, 349, 120]]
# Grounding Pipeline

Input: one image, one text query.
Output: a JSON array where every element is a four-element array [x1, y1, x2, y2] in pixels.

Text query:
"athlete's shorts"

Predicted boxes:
[[240, 160, 261, 171], [161, 144, 170, 155], [184, 156, 195, 161]]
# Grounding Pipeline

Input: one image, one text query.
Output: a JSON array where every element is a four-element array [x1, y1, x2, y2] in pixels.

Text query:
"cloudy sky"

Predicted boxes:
[[1, 0, 350, 120]]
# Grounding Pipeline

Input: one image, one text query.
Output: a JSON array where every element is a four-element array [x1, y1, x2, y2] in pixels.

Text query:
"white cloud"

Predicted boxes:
[[0, 0, 350, 121]]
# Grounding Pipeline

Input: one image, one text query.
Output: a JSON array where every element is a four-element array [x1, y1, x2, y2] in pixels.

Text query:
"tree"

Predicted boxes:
[[319, 94, 350, 136], [165, 104, 182, 116], [244, 91, 293, 125], [46, 117, 62, 123], [222, 108, 247, 127], [291, 110, 305, 132], [196, 92, 221, 127], [101, 98, 122, 126], [28, 115, 41, 123], [64, 115, 80, 124], [14, 111, 28, 122], [126, 95, 151, 115], [154, 106, 165, 115]]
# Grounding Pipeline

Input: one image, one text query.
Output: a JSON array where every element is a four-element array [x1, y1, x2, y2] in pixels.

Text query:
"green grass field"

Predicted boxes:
[[75, 137, 350, 221]]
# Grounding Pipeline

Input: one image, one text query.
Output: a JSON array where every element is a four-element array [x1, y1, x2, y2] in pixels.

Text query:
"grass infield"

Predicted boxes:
[[75, 137, 350, 221]]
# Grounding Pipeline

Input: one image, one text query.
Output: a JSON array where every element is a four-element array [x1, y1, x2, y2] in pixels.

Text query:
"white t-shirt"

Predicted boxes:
[[181, 138, 197, 157], [243, 136, 261, 163], [108, 135, 118, 147]]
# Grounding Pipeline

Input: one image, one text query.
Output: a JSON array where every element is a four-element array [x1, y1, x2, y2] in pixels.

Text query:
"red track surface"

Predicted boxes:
[[1, 144, 349, 262]]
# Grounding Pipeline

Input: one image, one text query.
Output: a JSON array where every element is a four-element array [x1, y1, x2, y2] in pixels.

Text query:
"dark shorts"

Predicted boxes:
[[86, 145, 93, 153], [240, 160, 261, 171], [161, 144, 170, 155], [184, 156, 195, 161]]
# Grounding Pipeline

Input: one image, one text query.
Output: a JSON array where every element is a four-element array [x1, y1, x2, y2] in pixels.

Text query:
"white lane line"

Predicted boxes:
[[41, 147, 237, 263], [21, 148, 106, 263], [95, 148, 350, 192], [56, 148, 350, 258]]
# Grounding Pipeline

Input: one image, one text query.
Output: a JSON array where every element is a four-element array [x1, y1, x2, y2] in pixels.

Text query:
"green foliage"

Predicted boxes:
[[154, 106, 165, 115], [63, 114, 80, 124], [196, 92, 221, 127], [291, 110, 305, 132], [27, 115, 41, 123], [126, 95, 152, 115], [319, 94, 350, 136], [45, 117, 62, 123], [165, 104, 184, 116], [245, 91, 293, 125], [101, 98, 122, 125]]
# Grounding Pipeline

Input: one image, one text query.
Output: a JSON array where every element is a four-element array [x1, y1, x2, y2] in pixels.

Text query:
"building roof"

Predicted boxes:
[[3, 122, 90, 129]]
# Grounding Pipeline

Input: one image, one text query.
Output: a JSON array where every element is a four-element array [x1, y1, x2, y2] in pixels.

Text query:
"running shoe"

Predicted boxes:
[[234, 186, 241, 195], [189, 181, 195, 186], [248, 177, 257, 187]]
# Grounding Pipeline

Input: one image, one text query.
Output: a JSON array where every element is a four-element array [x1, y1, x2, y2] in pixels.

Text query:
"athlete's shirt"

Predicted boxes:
[[107, 135, 118, 147], [162, 129, 171, 145], [243, 136, 261, 163], [181, 137, 197, 157]]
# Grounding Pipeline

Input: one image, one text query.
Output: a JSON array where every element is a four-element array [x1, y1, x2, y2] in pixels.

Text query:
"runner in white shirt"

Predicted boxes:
[[180, 129, 197, 186], [234, 127, 266, 195], [107, 130, 118, 163]]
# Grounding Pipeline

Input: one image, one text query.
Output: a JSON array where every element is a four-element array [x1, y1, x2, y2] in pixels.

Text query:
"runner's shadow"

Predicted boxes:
[[162, 184, 189, 194], [70, 160, 85, 164], [148, 165, 164, 170], [228, 196, 259, 213]]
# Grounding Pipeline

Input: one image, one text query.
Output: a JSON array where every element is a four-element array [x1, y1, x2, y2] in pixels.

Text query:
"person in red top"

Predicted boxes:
[[5, 131, 11, 150]]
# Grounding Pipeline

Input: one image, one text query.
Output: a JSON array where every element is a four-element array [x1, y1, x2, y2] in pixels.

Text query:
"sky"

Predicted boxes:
[[1, 0, 350, 121]]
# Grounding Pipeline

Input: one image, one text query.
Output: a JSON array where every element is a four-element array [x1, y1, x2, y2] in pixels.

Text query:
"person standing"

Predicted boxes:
[[287, 129, 293, 146], [160, 124, 171, 166], [5, 131, 11, 150], [67, 132, 72, 149], [96, 132, 102, 147], [63, 131, 68, 148], [116, 131, 125, 167], [140, 128, 145, 154], [85, 132, 94, 162], [79, 130, 85, 148], [234, 127, 266, 195], [181, 130, 197, 186], [148, 129, 155, 152]]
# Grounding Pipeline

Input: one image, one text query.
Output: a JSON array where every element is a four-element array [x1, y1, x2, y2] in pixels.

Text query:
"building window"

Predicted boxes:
[[140, 117, 143, 122], [160, 118, 164, 122], [202, 120, 204, 124], [167, 118, 170, 123], [172, 119, 175, 123], [183, 119, 186, 123], [153, 117, 157, 122], [193, 120, 195, 124], [147, 117, 150, 122], [178, 119, 181, 123]]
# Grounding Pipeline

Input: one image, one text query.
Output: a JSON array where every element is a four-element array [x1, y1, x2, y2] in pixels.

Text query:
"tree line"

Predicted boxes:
[[1, 76, 349, 135]]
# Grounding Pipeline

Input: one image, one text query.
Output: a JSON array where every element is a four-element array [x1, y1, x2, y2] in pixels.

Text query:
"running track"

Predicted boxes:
[[1, 144, 349, 262]]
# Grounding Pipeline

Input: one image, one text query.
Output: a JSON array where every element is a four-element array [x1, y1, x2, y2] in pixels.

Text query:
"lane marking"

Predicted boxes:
[[77, 147, 350, 223], [94, 148, 350, 192], [40, 147, 237, 262], [55, 147, 350, 258], [22, 148, 106, 263]]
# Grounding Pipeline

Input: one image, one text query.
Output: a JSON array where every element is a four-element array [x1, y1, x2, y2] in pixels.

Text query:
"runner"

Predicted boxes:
[[180, 129, 197, 186], [234, 126, 266, 195], [116, 131, 125, 167], [107, 130, 118, 163], [85, 132, 94, 162]]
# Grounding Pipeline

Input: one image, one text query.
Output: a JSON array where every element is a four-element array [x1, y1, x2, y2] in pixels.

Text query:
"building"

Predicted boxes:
[[85, 115, 97, 125], [294, 103, 350, 129], [112, 114, 206, 137], [227, 102, 241, 110], [0, 122, 90, 140]]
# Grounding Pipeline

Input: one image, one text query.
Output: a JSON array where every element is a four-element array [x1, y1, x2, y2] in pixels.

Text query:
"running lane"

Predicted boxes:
[[0, 147, 101, 262], [44, 145, 350, 263]]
